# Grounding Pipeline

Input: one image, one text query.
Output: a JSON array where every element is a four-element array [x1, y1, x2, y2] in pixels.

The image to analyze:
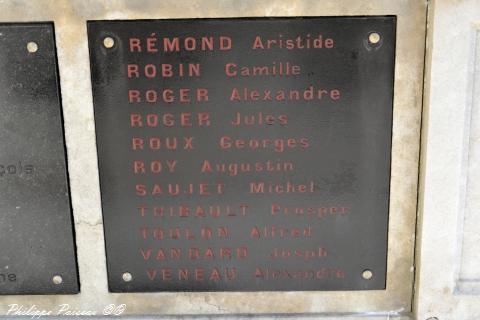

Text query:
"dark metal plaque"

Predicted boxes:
[[0, 23, 79, 294], [88, 17, 395, 292]]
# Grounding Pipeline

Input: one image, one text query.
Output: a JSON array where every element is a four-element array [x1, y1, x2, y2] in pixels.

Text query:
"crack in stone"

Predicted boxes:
[[203, 297, 229, 313]]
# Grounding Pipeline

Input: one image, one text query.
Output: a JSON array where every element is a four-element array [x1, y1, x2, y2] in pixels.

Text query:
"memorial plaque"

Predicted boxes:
[[87, 17, 395, 292], [0, 23, 79, 294]]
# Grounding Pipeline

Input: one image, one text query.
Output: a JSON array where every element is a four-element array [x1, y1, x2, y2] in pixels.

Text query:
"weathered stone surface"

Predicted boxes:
[[415, 0, 480, 319], [0, 0, 425, 317]]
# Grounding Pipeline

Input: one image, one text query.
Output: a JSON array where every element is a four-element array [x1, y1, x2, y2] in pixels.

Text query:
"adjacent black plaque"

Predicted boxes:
[[0, 23, 79, 294], [88, 17, 395, 292]]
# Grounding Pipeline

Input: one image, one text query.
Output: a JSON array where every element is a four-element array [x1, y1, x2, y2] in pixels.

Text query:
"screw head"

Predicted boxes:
[[122, 272, 132, 282], [27, 41, 38, 53], [52, 275, 63, 285], [103, 36, 115, 49], [362, 269, 373, 280], [368, 32, 381, 44]]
